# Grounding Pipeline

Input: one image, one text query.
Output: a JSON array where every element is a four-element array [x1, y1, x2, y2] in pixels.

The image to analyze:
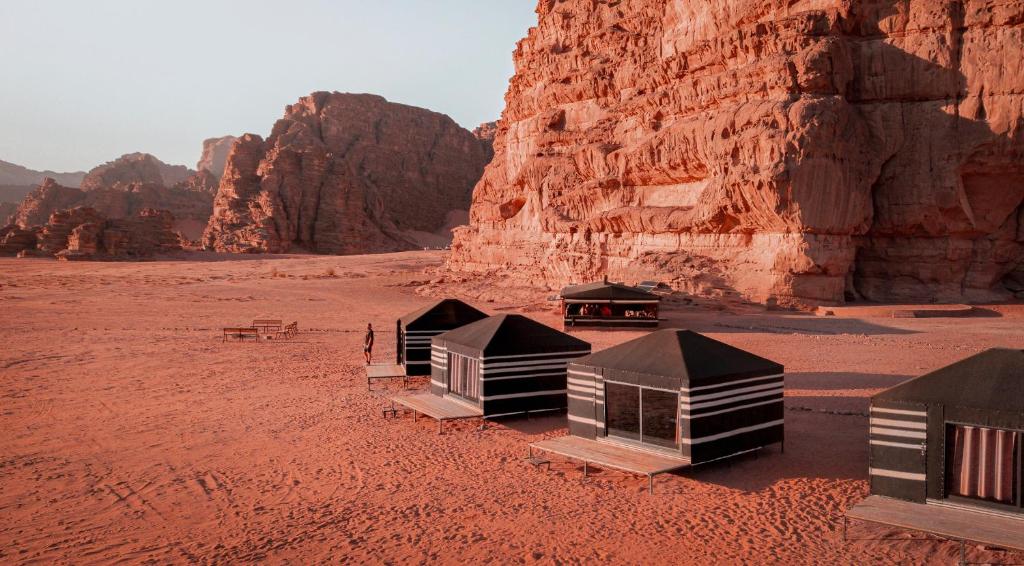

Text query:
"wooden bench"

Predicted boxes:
[[274, 321, 298, 340], [252, 319, 283, 333], [223, 327, 259, 342]]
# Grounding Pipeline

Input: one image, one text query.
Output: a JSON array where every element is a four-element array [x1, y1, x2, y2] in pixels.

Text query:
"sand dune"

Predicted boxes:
[[1, 251, 1022, 564]]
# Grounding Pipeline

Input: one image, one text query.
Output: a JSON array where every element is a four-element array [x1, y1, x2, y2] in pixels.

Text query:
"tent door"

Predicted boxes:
[[447, 352, 480, 403], [604, 381, 679, 451], [396, 320, 404, 365]]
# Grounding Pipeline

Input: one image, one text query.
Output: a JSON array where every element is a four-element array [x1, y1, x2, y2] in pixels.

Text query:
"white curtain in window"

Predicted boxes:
[[949, 425, 1018, 504]]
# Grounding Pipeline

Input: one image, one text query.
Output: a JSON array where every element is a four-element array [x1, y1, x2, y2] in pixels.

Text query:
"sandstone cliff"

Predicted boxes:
[[447, 0, 1024, 306], [203, 92, 492, 254], [196, 136, 238, 178], [2, 207, 181, 259]]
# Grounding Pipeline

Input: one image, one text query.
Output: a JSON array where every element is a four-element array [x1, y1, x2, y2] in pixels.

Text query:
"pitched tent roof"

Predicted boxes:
[[571, 329, 783, 387], [873, 348, 1024, 412], [560, 281, 660, 301], [399, 299, 488, 331], [436, 314, 591, 357]]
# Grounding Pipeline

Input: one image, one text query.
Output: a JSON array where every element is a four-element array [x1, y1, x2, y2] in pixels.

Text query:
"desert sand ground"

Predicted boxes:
[[1, 251, 1022, 565]]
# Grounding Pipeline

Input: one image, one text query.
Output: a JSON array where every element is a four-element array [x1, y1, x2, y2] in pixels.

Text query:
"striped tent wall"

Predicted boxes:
[[567, 364, 600, 438], [682, 372, 785, 463], [868, 401, 928, 502], [404, 329, 449, 376], [429, 342, 448, 396], [481, 350, 591, 417]]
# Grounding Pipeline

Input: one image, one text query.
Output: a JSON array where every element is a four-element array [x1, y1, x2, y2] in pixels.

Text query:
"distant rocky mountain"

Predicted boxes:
[[12, 177, 214, 240], [196, 136, 238, 178], [81, 153, 193, 191], [203, 92, 493, 254], [6, 145, 233, 241], [0, 160, 86, 189]]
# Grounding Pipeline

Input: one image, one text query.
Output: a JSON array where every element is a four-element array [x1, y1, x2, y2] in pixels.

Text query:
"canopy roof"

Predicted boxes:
[[572, 329, 783, 386], [874, 348, 1024, 412], [436, 314, 590, 357], [560, 281, 659, 302], [400, 299, 488, 331]]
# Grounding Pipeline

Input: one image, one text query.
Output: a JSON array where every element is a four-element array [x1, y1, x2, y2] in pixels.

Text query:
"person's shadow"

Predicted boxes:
[[832, 1, 1024, 301]]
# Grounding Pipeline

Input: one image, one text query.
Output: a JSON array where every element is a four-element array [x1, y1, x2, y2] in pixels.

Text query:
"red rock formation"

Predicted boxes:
[[32, 206, 181, 259], [12, 179, 88, 227], [0, 224, 39, 256], [81, 153, 192, 191], [204, 92, 492, 254], [196, 136, 238, 179], [473, 121, 498, 144], [448, 0, 1024, 306], [12, 178, 212, 240]]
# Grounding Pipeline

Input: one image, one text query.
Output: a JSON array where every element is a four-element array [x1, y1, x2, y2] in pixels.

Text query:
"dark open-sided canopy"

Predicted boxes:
[[572, 329, 783, 388], [437, 314, 590, 358], [399, 299, 488, 331], [560, 281, 659, 302], [873, 348, 1024, 412]]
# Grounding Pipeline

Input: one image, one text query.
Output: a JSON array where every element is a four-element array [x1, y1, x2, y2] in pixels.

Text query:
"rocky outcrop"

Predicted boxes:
[[473, 121, 498, 143], [12, 179, 88, 227], [13, 176, 214, 240], [448, 0, 1024, 306], [81, 153, 193, 191], [0, 224, 39, 256], [204, 92, 492, 254], [25, 206, 181, 259], [196, 136, 238, 178]]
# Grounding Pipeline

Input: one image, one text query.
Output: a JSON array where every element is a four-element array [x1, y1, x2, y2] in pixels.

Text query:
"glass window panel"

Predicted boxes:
[[642, 389, 679, 449], [605, 383, 640, 442]]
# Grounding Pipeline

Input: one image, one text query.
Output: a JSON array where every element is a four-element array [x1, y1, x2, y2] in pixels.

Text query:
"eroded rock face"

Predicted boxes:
[[203, 92, 492, 254], [81, 153, 193, 191], [32, 206, 181, 259], [448, 0, 1024, 306], [13, 176, 214, 240], [196, 136, 238, 178]]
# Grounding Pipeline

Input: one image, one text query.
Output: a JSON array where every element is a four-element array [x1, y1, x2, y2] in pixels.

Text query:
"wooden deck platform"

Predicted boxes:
[[845, 496, 1024, 561], [529, 436, 690, 493], [389, 393, 483, 433], [366, 363, 408, 389]]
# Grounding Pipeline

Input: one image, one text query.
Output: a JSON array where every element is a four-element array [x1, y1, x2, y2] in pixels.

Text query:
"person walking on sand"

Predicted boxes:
[[364, 323, 374, 365]]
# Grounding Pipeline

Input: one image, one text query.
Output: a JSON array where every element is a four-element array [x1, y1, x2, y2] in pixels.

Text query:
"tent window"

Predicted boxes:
[[946, 425, 1019, 506], [447, 353, 480, 402], [605, 382, 679, 450]]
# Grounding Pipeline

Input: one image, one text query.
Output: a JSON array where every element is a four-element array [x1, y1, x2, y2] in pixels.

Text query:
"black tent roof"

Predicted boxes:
[[399, 299, 488, 330], [571, 329, 783, 386], [436, 314, 590, 357], [874, 348, 1024, 412], [560, 281, 659, 301]]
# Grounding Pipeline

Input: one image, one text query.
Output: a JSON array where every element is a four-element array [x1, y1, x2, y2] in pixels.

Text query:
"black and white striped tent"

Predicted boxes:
[[430, 314, 591, 417], [397, 299, 488, 376], [869, 348, 1024, 512], [566, 329, 784, 464]]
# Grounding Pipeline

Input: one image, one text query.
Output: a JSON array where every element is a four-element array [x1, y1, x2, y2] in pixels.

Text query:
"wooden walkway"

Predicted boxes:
[[845, 496, 1024, 562], [529, 436, 690, 493], [366, 363, 408, 389], [389, 393, 482, 433]]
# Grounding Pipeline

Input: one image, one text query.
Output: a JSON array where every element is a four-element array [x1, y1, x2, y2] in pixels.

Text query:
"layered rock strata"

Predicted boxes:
[[203, 92, 492, 254], [14, 206, 182, 259], [448, 0, 1024, 305]]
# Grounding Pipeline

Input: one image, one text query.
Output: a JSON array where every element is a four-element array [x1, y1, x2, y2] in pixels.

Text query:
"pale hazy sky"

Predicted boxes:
[[0, 1, 537, 172]]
